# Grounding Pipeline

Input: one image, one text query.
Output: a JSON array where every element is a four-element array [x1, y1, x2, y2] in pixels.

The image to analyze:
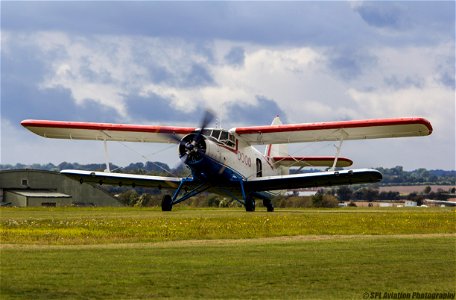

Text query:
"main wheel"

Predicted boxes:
[[263, 199, 274, 212], [161, 195, 173, 211], [245, 196, 255, 212]]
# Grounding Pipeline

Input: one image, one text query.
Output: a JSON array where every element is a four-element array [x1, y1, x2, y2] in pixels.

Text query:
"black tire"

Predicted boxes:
[[245, 196, 255, 212], [161, 195, 173, 211], [263, 199, 274, 212]]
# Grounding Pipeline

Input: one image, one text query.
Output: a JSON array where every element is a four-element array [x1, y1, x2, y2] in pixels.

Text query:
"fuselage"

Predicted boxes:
[[182, 129, 280, 184]]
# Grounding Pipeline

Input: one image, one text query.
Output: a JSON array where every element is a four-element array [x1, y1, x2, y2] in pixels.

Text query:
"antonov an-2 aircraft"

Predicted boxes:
[[21, 112, 432, 212]]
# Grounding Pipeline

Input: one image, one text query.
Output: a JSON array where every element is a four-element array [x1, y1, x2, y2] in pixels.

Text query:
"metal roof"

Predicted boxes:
[[7, 190, 71, 198]]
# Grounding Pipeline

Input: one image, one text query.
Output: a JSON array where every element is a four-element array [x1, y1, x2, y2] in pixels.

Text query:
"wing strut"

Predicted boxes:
[[103, 139, 111, 172], [171, 178, 211, 205], [330, 130, 347, 171]]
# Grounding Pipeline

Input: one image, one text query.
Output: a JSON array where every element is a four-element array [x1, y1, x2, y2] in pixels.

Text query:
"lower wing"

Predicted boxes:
[[244, 169, 382, 191], [60, 170, 188, 189], [271, 156, 353, 168]]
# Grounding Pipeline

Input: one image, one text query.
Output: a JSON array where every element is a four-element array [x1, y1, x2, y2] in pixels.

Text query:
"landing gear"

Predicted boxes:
[[243, 193, 274, 212], [263, 199, 274, 212], [161, 195, 173, 211], [245, 196, 255, 212]]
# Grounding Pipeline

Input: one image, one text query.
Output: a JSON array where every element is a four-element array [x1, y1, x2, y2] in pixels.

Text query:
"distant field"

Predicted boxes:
[[1, 207, 455, 299], [379, 185, 455, 194], [1, 207, 454, 244]]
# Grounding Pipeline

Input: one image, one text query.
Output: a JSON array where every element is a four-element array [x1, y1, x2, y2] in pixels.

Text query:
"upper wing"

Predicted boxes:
[[244, 169, 382, 191], [60, 169, 189, 189], [21, 120, 196, 143], [271, 156, 353, 168], [230, 117, 432, 145]]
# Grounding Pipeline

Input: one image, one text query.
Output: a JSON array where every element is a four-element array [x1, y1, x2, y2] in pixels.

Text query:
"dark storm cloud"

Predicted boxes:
[[4, 2, 453, 47], [126, 94, 202, 124], [129, 40, 215, 87], [224, 47, 245, 67], [353, 1, 455, 42], [181, 64, 214, 88], [383, 76, 425, 89], [2, 46, 121, 125], [438, 71, 456, 90], [225, 96, 287, 125], [354, 2, 405, 30], [1, 2, 369, 47], [327, 49, 377, 80], [436, 56, 456, 90]]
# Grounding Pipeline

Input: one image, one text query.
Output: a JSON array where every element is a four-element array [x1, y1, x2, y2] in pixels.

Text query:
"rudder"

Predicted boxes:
[[264, 116, 289, 175]]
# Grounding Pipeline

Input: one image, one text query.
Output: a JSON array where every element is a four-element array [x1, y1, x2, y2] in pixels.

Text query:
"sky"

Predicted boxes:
[[1, 1, 455, 171]]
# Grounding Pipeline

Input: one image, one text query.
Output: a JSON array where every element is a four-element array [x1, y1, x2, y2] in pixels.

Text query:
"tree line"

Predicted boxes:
[[1, 162, 454, 185], [113, 184, 454, 208]]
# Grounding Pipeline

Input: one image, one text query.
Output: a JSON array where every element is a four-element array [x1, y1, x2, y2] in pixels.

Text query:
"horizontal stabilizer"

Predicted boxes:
[[271, 156, 353, 168]]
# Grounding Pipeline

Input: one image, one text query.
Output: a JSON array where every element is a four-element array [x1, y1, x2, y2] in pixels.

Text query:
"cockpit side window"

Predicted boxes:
[[222, 132, 236, 148], [202, 129, 212, 137], [211, 130, 221, 140], [219, 131, 228, 141]]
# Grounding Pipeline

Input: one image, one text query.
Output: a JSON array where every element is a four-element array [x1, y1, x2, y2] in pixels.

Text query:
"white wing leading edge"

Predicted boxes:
[[230, 117, 432, 145], [21, 120, 196, 143], [60, 170, 189, 189], [245, 169, 383, 191]]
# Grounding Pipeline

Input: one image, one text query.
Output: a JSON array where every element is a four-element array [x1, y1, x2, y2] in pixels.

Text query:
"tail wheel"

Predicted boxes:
[[161, 195, 173, 211]]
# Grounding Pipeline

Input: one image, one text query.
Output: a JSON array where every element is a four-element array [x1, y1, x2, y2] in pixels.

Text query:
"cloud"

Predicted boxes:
[[2, 2, 454, 169], [224, 47, 245, 67], [352, 1, 455, 45], [327, 48, 377, 80], [0, 2, 413, 47], [225, 96, 287, 125], [126, 94, 203, 124], [354, 2, 406, 30], [383, 76, 424, 90], [182, 64, 214, 88]]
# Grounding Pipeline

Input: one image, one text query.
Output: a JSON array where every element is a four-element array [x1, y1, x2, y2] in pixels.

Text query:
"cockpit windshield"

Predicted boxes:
[[201, 129, 236, 148]]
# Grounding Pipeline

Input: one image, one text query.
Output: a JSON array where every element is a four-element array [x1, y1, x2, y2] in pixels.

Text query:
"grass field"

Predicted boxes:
[[1, 207, 455, 299]]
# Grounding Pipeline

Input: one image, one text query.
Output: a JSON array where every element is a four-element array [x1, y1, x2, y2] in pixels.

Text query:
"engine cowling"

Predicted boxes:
[[179, 133, 207, 164]]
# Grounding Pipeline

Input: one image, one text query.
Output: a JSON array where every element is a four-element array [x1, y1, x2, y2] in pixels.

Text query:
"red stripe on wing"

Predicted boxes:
[[234, 117, 433, 135], [21, 120, 196, 135]]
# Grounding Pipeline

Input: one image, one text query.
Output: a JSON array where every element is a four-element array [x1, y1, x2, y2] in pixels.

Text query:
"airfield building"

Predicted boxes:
[[0, 169, 121, 207]]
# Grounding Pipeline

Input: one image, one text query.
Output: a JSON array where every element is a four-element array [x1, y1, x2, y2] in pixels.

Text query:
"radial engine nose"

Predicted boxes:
[[179, 133, 207, 164]]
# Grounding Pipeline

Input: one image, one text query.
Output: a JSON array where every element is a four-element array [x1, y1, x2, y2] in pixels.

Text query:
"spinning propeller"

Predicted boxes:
[[171, 110, 215, 164]]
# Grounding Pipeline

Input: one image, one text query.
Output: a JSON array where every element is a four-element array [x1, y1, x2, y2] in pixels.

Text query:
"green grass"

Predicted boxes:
[[1, 207, 455, 299], [1, 236, 455, 299], [1, 207, 454, 244]]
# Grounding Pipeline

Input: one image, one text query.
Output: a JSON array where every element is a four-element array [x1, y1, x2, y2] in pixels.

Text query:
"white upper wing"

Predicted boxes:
[[21, 120, 196, 143], [229, 117, 432, 145]]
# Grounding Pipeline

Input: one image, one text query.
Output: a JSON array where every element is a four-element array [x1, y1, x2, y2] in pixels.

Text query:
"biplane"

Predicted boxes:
[[21, 112, 432, 211]]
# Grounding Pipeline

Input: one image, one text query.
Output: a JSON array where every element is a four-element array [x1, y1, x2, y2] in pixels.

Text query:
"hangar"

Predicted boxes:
[[0, 169, 121, 207]]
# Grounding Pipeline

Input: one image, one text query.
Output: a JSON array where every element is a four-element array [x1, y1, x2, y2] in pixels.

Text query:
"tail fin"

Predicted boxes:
[[264, 116, 289, 175]]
